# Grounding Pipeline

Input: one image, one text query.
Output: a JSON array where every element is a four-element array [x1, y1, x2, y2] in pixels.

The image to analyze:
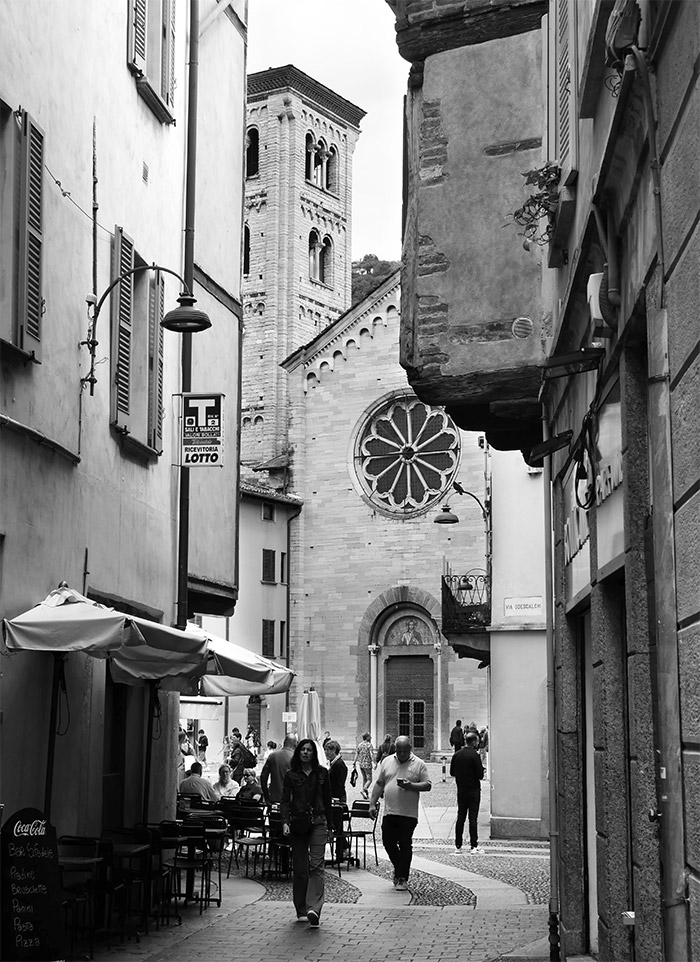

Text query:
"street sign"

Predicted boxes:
[[181, 393, 224, 467], [282, 712, 297, 722]]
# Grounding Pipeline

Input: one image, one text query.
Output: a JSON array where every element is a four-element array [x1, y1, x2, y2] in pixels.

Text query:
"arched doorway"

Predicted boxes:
[[385, 655, 433, 755]]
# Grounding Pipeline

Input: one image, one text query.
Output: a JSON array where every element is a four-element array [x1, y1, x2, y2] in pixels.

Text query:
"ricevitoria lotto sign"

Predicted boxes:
[[181, 393, 224, 467]]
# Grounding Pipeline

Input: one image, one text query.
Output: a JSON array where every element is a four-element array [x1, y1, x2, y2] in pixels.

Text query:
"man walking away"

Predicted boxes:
[[370, 735, 431, 891], [449, 719, 465, 751], [261, 734, 297, 804], [450, 731, 485, 854]]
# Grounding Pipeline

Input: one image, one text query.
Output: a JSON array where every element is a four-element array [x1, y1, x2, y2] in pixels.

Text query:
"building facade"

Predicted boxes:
[[388, 0, 700, 957], [0, 0, 246, 833]]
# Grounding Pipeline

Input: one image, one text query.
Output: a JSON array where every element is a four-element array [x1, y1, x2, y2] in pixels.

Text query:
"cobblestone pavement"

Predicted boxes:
[[86, 763, 595, 962]]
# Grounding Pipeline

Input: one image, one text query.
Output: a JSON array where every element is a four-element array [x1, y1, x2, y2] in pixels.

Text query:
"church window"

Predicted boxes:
[[326, 146, 338, 192], [246, 127, 259, 177], [353, 394, 460, 516], [243, 224, 250, 275]]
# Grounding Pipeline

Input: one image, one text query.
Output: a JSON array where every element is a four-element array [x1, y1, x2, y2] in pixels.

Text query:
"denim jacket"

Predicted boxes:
[[280, 766, 333, 829]]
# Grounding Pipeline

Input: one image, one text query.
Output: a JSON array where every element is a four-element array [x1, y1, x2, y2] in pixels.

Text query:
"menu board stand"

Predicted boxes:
[[1, 807, 66, 961]]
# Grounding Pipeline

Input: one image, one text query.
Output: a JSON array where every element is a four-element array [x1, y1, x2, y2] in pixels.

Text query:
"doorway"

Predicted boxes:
[[385, 655, 433, 757]]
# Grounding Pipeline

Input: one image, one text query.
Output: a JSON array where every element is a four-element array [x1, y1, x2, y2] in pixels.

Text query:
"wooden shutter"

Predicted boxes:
[[163, 0, 176, 108], [555, 0, 578, 185], [17, 111, 44, 360], [111, 227, 135, 432], [262, 549, 276, 583], [148, 271, 164, 451], [128, 0, 148, 74], [262, 620, 275, 658]]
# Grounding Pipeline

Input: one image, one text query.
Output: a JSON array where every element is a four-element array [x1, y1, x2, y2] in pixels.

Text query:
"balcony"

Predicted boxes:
[[442, 569, 491, 664]]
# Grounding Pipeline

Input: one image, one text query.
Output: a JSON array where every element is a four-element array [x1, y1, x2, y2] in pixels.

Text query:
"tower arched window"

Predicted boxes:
[[246, 128, 259, 177], [319, 235, 332, 286], [309, 230, 320, 281], [326, 146, 338, 192], [243, 224, 250, 276], [305, 132, 315, 181]]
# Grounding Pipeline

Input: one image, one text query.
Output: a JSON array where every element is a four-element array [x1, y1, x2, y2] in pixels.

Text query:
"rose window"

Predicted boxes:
[[354, 396, 460, 515]]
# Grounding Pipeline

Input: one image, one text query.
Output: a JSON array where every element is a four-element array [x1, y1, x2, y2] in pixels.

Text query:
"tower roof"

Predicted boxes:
[[247, 64, 366, 129]]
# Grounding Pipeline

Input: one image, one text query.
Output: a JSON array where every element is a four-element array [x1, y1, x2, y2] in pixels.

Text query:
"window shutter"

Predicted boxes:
[[164, 0, 176, 108], [111, 226, 135, 432], [262, 620, 275, 658], [555, 0, 578, 185], [148, 271, 164, 451], [262, 549, 276, 583], [17, 111, 44, 360], [128, 0, 148, 74]]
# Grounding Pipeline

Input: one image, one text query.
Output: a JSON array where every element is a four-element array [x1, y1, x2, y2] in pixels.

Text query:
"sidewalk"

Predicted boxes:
[[89, 765, 597, 962]]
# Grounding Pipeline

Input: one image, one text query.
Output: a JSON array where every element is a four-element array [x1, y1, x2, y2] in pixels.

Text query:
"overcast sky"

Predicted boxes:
[[246, 0, 408, 261]]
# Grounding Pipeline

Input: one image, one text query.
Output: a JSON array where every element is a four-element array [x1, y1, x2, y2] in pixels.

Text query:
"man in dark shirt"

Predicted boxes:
[[449, 719, 465, 751], [261, 734, 297, 803], [450, 731, 485, 854]]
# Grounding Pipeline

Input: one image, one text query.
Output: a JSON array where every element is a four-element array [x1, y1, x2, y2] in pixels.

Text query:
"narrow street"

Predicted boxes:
[[91, 765, 588, 962]]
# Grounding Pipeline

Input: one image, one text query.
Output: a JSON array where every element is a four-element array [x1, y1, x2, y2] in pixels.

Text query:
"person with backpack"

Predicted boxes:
[[449, 719, 465, 751], [228, 736, 247, 784], [197, 728, 209, 764]]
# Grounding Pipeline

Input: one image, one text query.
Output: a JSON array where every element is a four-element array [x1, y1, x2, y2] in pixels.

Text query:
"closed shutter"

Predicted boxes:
[[111, 227, 135, 432], [148, 271, 164, 451], [262, 549, 276, 583], [128, 0, 148, 74], [164, 0, 176, 108], [554, 0, 578, 185], [17, 111, 44, 360], [262, 620, 275, 658]]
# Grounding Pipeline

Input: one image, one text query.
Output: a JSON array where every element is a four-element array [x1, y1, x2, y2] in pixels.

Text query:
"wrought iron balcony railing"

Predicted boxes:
[[442, 569, 491, 634]]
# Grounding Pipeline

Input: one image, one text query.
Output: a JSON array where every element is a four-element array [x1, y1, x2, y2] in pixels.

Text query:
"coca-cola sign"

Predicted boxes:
[[13, 820, 47, 838]]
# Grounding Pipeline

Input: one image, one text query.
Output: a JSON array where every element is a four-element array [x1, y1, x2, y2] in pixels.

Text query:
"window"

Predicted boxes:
[[127, 0, 176, 124], [280, 552, 287, 584], [279, 621, 286, 659], [326, 146, 338, 192], [245, 128, 259, 177], [262, 548, 276, 583], [547, 0, 578, 185], [309, 230, 333, 286], [305, 133, 338, 194], [243, 224, 250, 276], [398, 700, 425, 749], [0, 105, 44, 359], [262, 502, 275, 521], [353, 393, 461, 517], [109, 228, 165, 454], [262, 619, 275, 658]]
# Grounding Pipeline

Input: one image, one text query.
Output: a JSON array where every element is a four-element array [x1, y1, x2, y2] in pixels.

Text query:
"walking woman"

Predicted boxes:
[[353, 732, 375, 798], [281, 738, 334, 927]]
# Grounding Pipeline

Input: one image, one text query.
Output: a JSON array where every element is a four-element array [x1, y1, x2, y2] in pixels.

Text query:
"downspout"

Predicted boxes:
[[285, 503, 302, 714], [627, 46, 687, 960], [543, 419, 561, 961]]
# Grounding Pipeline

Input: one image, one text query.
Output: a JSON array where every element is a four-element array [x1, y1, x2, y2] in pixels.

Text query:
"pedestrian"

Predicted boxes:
[[322, 730, 332, 748], [324, 738, 349, 864], [369, 735, 431, 891], [197, 728, 209, 764], [353, 731, 374, 798], [376, 734, 395, 766], [450, 730, 485, 854], [281, 738, 334, 927], [264, 739, 277, 760], [261, 734, 297, 804], [479, 725, 489, 775], [228, 735, 246, 784], [449, 719, 465, 751]]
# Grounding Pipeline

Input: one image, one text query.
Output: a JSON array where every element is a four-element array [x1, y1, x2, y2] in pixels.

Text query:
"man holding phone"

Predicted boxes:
[[369, 735, 432, 891]]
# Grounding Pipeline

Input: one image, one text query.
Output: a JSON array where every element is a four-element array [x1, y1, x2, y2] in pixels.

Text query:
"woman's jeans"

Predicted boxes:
[[291, 821, 327, 916]]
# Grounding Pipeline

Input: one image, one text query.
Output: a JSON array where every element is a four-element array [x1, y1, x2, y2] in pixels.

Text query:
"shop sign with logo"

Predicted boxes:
[[181, 393, 224, 467]]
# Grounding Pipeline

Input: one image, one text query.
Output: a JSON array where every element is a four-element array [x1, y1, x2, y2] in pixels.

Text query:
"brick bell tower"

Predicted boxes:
[[240, 65, 365, 485]]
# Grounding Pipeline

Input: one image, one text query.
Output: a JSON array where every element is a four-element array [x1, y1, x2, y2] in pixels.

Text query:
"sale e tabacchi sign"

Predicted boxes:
[[181, 393, 225, 467]]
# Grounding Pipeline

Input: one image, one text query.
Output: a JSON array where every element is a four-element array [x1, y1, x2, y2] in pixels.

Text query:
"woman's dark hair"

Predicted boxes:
[[382, 734, 392, 745], [290, 738, 320, 771]]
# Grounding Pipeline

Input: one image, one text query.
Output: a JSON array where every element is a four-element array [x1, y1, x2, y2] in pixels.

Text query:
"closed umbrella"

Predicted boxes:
[[298, 687, 326, 767]]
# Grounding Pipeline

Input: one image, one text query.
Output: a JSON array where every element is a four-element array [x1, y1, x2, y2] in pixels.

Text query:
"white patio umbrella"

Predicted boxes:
[[298, 687, 327, 767]]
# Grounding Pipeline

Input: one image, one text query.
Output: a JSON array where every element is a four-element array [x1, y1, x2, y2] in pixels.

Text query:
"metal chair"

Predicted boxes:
[[58, 837, 100, 960], [344, 799, 380, 869], [162, 821, 214, 915], [221, 799, 267, 878], [265, 808, 292, 879]]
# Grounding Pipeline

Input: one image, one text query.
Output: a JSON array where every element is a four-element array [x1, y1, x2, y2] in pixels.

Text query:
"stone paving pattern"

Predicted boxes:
[[89, 764, 592, 962]]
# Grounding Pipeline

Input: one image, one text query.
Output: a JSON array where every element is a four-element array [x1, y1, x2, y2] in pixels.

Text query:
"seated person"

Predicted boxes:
[[236, 768, 263, 803], [178, 761, 219, 803], [212, 763, 239, 799]]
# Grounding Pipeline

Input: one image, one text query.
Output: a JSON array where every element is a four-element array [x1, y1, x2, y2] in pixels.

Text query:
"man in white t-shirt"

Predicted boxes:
[[369, 735, 431, 891]]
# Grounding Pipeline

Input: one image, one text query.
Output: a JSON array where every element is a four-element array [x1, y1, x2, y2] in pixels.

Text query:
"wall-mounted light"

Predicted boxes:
[[527, 430, 573, 466], [162, 291, 211, 333], [434, 504, 459, 524], [543, 348, 605, 380]]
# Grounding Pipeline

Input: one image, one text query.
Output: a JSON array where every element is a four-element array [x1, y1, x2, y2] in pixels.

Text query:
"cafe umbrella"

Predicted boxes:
[[2, 585, 210, 819], [298, 686, 327, 767]]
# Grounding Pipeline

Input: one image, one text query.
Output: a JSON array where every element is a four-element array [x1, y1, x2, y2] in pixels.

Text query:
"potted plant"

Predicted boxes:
[[510, 162, 561, 247]]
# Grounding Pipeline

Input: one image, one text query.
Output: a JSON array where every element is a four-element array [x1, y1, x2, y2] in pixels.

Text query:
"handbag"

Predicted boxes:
[[290, 811, 313, 836], [350, 767, 358, 787]]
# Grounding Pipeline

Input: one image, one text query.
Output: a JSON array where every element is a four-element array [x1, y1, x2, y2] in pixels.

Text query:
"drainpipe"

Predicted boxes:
[[285, 503, 302, 715], [543, 420, 561, 961]]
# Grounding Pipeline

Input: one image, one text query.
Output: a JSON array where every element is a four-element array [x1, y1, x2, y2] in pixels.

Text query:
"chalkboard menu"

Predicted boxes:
[[1, 808, 66, 961]]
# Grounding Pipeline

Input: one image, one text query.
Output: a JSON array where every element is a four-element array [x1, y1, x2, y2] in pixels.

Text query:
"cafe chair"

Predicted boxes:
[[265, 808, 292, 879], [183, 812, 227, 908], [345, 799, 380, 869], [220, 798, 267, 878], [102, 826, 152, 936], [163, 821, 214, 915], [157, 820, 184, 925], [58, 837, 100, 960]]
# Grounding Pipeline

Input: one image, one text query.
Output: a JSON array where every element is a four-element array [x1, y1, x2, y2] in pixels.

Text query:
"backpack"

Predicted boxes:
[[239, 743, 257, 768]]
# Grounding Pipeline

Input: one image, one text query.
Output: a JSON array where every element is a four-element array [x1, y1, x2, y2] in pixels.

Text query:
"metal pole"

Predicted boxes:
[[142, 682, 157, 824], [44, 654, 64, 818], [543, 422, 560, 961], [175, 0, 200, 629]]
